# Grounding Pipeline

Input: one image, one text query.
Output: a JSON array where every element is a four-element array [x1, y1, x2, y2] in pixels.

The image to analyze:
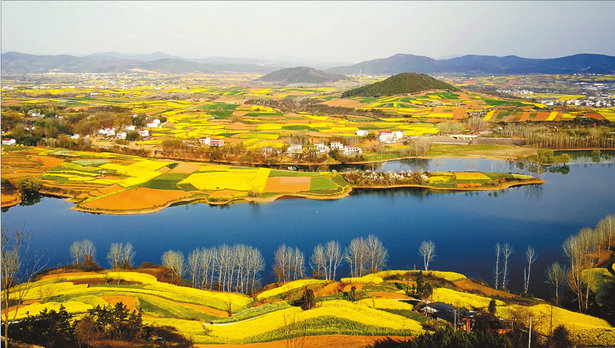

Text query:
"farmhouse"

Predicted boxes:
[[70, 134, 80, 140], [421, 302, 458, 323], [343, 145, 362, 156], [198, 137, 210, 146], [138, 129, 149, 137], [209, 138, 224, 147], [116, 132, 127, 140], [356, 130, 368, 136], [287, 144, 303, 153], [125, 125, 136, 131], [330, 141, 343, 149], [2, 138, 16, 146]]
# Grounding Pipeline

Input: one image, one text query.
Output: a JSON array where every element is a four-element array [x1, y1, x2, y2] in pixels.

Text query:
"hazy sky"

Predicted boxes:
[[2, 1, 615, 64]]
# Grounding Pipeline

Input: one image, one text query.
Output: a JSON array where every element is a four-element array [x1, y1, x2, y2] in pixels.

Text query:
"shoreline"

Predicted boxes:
[[65, 178, 543, 216]]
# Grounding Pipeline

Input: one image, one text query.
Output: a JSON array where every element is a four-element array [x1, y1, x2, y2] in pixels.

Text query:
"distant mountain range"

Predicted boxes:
[[2, 51, 615, 76], [257, 67, 346, 84], [0, 52, 348, 74], [327, 53, 615, 75]]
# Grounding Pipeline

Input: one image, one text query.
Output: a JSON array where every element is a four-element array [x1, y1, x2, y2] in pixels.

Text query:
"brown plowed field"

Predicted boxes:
[[80, 188, 190, 211], [169, 163, 201, 174], [263, 177, 311, 193]]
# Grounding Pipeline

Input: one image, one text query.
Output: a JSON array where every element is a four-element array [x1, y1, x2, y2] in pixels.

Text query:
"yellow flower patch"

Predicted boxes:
[[257, 279, 329, 300]]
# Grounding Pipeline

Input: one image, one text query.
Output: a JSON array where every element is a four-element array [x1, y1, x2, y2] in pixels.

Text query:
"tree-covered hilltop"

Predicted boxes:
[[256, 67, 346, 84], [341, 72, 457, 98]]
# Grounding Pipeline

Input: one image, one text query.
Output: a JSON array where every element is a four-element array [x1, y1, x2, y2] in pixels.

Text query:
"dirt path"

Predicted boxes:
[[195, 335, 409, 348]]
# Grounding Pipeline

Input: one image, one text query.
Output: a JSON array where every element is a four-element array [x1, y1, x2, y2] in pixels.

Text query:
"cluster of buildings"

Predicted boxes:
[[286, 141, 363, 156], [96, 125, 150, 140]]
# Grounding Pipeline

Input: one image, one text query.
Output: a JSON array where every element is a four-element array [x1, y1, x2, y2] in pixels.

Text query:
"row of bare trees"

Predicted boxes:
[[272, 236, 390, 283], [498, 123, 615, 149], [69, 240, 97, 266], [273, 245, 306, 283], [165, 244, 266, 294]]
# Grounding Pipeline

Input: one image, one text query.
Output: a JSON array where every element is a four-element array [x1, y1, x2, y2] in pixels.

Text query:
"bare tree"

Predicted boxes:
[[81, 239, 96, 265], [121, 243, 135, 267], [187, 248, 202, 288], [365, 235, 388, 274], [418, 240, 436, 271], [344, 237, 369, 277], [494, 243, 501, 289], [324, 240, 343, 281], [544, 262, 568, 305], [501, 243, 514, 290], [310, 244, 326, 279], [69, 241, 83, 266], [596, 214, 615, 251], [2, 226, 50, 348], [562, 227, 600, 312], [522, 246, 537, 294], [107, 243, 123, 269], [274, 244, 290, 283], [162, 250, 185, 279]]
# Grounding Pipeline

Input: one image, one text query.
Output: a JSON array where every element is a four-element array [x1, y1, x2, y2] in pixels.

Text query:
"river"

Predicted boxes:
[[2, 155, 614, 299]]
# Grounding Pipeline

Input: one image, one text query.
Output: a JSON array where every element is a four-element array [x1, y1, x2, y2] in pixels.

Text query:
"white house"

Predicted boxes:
[[2, 138, 16, 146], [116, 132, 127, 140], [125, 125, 136, 131], [356, 130, 368, 136], [198, 137, 210, 146], [209, 138, 224, 147], [138, 129, 149, 137], [314, 142, 330, 154], [343, 145, 362, 156], [330, 142, 343, 149], [105, 128, 115, 136], [288, 144, 303, 153], [146, 121, 159, 128], [394, 131, 405, 139], [378, 132, 395, 143], [70, 134, 80, 140]]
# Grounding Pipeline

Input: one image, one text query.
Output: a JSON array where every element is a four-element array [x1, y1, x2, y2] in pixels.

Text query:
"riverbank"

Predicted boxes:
[[65, 176, 543, 216]]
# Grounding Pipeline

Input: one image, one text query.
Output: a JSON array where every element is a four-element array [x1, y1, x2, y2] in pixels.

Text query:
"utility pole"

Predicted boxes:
[[528, 316, 532, 348], [453, 310, 458, 331]]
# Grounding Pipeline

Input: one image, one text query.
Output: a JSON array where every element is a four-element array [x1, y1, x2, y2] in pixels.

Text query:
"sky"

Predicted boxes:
[[2, 1, 615, 64]]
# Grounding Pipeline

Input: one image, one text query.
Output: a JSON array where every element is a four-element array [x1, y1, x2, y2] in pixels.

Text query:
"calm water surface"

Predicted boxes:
[[2, 158, 614, 299]]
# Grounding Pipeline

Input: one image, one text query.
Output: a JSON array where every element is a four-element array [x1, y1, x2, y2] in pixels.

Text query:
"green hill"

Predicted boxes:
[[341, 72, 457, 98], [257, 66, 346, 84]]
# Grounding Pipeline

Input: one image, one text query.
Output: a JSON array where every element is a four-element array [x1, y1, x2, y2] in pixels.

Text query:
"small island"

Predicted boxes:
[[1, 147, 544, 215]]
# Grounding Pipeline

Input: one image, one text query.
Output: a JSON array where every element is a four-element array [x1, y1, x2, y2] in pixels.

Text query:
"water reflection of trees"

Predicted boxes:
[[523, 184, 544, 201]]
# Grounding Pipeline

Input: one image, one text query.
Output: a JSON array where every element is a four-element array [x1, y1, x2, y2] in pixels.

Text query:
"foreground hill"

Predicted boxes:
[[341, 72, 456, 98], [256, 66, 346, 84], [3, 269, 613, 346], [327, 53, 615, 75]]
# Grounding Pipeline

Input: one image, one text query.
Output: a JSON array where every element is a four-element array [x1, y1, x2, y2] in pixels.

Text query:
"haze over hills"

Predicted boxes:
[[256, 67, 346, 84], [327, 53, 615, 75], [3, 51, 615, 76], [341, 73, 457, 98]]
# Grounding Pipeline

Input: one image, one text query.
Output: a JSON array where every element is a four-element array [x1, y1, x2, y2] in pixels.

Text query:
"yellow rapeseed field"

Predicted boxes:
[[179, 167, 271, 192], [257, 279, 329, 300], [431, 288, 505, 309]]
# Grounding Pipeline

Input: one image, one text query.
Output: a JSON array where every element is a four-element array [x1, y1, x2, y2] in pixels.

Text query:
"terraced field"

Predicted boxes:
[[3, 269, 612, 345]]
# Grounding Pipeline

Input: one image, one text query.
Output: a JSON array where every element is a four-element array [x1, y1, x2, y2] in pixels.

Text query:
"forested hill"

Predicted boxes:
[[341, 73, 457, 98], [256, 67, 346, 84]]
